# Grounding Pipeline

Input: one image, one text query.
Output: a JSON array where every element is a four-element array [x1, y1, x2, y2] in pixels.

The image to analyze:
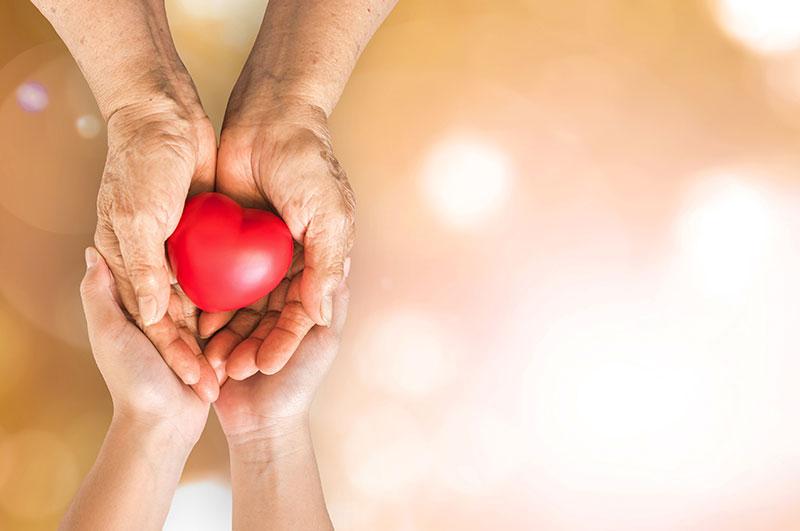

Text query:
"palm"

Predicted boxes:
[[107, 319, 209, 443], [202, 123, 323, 377], [88, 267, 210, 444], [97, 110, 219, 401], [214, 318, 341, 439]]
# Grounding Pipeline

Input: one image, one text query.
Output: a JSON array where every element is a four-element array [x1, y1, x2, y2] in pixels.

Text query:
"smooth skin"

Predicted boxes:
[[63, 248, 349, 530], [61, 247, 210, 531], [31, 0, 396, 398], [215, 262, 351, 530]]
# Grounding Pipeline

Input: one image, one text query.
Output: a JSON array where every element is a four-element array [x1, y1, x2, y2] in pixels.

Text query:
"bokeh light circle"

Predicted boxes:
[[164, 480, 232, 531], [75, 114, 102, 139], [711, 0, 800, 54], [673, 171, 776, 298], [420, 133, 512, 228], [15, 81, 48, 112], [0, 41, 103, 235]]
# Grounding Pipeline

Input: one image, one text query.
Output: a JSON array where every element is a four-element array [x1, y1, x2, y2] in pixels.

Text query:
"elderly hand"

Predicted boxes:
[[202, 98, 355, 377], [80, 247, 210, 446], [94, 98, 219, 401]]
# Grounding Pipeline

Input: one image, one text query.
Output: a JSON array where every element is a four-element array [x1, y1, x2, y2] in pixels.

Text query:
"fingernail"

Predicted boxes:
[[138, 295, 159, 326], [321, 293, 333, 326], [344, 257, 352, 279], [84, 247, 98, 269]]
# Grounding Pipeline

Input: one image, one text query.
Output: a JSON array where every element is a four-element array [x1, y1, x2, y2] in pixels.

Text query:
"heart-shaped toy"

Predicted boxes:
[[167, 192, 294, 312]]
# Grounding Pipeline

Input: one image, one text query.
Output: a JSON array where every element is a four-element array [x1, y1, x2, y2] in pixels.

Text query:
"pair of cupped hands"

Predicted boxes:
[[88, 93, 355, 447]]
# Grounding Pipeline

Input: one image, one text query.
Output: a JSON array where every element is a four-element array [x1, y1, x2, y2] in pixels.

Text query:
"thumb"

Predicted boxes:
[[80, 247, 127, 342], [115, 218, 172, 326], [300, 211, 354, 326]]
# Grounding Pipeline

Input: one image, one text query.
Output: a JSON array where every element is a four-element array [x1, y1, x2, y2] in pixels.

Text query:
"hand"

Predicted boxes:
[[95, 98, 219, 401], [213, 278, 348, 531], [202, 98, 355, 376], [213, 276, 350, 444], [80, 247, 210, 447]]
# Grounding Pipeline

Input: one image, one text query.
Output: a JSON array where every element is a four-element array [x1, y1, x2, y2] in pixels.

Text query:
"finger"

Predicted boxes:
[[115, 215, 172, 327], [191, 356, 220, 402], [227, 280, 288, 380], [303, 272, 351, 346], [225, 339, 261, 381], [329, 277, 351, 337], [257, 276, 316, 375], [173, 320, 219, 401], [198, 310, 236, 339], [171, 284, 200, 337], [269, 280, 351, 388], [94, 227, 137, 317], [300, 195, 355, 327], [205, 301, 267, 383], [144, 315, 202, 386], [80, 247, 127, 343]]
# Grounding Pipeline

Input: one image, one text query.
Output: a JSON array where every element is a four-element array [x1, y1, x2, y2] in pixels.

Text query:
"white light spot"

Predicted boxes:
[[75, 114, 102, 139], [674, 172, 775, 297], [711, 0, 800, 54], [175, 0, 228, 18], [420, 134, 512, 228], [164, 480, 231, 531]]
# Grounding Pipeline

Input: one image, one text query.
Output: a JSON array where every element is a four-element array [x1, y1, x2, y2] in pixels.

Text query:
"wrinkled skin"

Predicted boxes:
[[94, 100, 219, 401], [201, 99, 355, 378]]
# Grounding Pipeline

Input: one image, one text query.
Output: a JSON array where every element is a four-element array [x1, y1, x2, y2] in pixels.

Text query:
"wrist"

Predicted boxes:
[[110, 408, 201, 457], [224, 73, 331, 128], [225, 413, 312, 463], [221, 93, 328, 144], [105, 89, 209, 133], [104, 96, 215, 169], [80, 2, 205, 122]]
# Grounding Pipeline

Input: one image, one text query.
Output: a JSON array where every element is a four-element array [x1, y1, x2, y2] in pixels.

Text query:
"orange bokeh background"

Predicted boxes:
[[4, 0, 800, 529]]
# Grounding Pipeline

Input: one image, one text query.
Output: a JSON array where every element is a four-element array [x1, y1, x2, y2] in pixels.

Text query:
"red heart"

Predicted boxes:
[[167, 192, 293, 312]]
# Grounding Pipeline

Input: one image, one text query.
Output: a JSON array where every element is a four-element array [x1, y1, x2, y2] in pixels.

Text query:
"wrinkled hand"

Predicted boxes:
[[95, 100, 219, 401], [202, 99, 355, 377], [80, 248, 210, 446], [213, 277, 350, 442]]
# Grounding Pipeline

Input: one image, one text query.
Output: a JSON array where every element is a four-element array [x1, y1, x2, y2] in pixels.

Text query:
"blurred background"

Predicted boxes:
[[4, 0, 800, 529]]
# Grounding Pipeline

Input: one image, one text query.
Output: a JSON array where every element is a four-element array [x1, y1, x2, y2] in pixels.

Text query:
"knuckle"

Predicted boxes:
[[321, 204, 354, 237], [323, 263, 345, 284], [126, 264, 160, 289]]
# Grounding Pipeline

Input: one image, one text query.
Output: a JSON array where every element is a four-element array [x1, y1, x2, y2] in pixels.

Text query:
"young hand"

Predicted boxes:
[[209, 276, 349, 531], [212, 274, 350, 445], [80, 247, 211, 447], [62, 247, 211, 531]]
